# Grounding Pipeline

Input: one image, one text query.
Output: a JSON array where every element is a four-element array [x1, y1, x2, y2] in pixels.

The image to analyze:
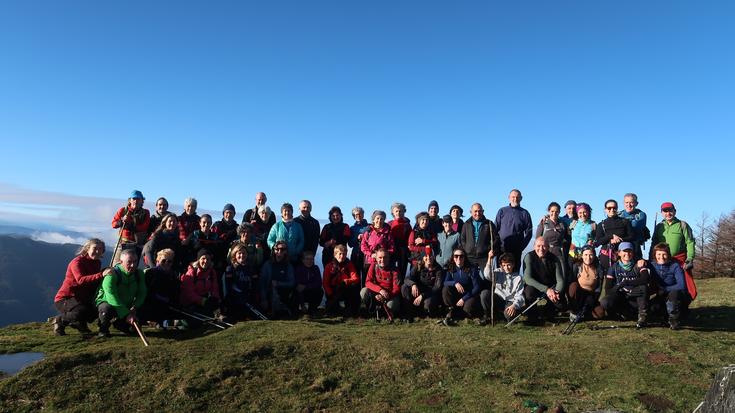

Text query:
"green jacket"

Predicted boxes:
[[95, 265, 147, 318], [651, 218, 695, 262]]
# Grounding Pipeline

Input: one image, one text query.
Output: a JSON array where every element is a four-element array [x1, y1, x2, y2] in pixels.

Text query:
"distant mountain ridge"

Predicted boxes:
[[0, 235, 90, 327]]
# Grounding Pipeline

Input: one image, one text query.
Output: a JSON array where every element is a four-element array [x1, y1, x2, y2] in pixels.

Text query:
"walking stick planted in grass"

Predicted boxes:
[[132, 320, 150, 347], [109, 210, 127, 267]]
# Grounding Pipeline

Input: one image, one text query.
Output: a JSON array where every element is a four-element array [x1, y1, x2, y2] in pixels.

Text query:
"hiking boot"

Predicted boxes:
[[70, 322, 91, 334], [97, 323, 111, 338], [636, 312, 647, 329], [669, 316, 680, 330], [476, 316, 490, 326], [52, 316, 66, 336], [442, 317, 457, 326]]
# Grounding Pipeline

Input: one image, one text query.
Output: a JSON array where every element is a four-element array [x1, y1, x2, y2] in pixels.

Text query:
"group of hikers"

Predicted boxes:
[[51, 189, 698, 337]]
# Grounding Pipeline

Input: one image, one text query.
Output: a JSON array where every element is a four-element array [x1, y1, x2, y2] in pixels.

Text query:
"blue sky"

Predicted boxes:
[[1, 1, 733, 235]]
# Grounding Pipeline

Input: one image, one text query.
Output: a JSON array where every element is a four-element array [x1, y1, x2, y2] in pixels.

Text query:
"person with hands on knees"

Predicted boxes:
[[599, 242, 650, 328], [360, 248, 400, 317], [441, 248, 482, 325], [522, 237, 567, 325], [260, 241, 296, 318], [402, 247, 444, 320], [323, 244, 361, 317], [95, 249, 147, 338], [651, 202, 697, 300], [294, 251, 323, 317], [649, 242, 689, 330]]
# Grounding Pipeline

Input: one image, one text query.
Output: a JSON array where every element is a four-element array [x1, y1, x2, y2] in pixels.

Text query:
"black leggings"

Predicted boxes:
[[55, 298, 97, 325]]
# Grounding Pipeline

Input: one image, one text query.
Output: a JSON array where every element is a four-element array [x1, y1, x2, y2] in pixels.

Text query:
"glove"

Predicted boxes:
[[684, 261, 694, 271]]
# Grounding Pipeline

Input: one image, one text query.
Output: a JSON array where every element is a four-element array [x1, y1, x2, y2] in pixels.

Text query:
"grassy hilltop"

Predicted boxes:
[[1, 278, 734, 413]]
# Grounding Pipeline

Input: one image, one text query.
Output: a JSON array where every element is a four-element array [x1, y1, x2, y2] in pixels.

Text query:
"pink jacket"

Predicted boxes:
[[360, 225, 394, 265]]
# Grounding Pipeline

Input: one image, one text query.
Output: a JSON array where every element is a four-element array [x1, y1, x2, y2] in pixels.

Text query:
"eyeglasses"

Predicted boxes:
[[605, 206, 617, 210], [453, 254, 465, 258]]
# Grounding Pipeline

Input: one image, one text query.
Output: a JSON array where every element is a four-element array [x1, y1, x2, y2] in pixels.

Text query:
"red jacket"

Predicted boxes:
[[180, 263, 220, 306], [389, 217, 412, 249], [408, 228, 438, 256], [178, 213, 201, 241], [365, 263, 400, 298], [54, 255, 105, 304], [111, 207, 150, 244], [322, 260, 359, 297]]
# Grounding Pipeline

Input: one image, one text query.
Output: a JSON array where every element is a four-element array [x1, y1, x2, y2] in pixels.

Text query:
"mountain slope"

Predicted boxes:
[[1, 278, 734, 412]]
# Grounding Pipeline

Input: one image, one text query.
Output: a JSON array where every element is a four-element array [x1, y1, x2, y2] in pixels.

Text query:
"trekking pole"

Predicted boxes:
[[109, 209, 128, 267], [131, 320, 150, 347], [168, 306, 228, 329], [562, 303, 588, 335], [381, 301, 393, 322], [190, 309, 235, 327], [506, 295, 546, 327], [491, 265, 497, 327], [245, 302, 269, 321]]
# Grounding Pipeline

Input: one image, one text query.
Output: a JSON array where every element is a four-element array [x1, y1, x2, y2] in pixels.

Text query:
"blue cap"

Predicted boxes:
[[129, 190, 145, 200], [618, 242, 634, 251]]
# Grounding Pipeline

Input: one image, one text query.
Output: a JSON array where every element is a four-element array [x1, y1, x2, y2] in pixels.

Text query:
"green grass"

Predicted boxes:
[[2, 278, 735, 412]]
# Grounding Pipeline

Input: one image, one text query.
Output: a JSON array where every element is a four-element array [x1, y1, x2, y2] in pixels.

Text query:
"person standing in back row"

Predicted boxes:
[[243, 192, 276, 227], [619, 193, 649, 260], [495, 189, 533, 271], [295, 200, 320, 256], [594, 199, 633, 273]]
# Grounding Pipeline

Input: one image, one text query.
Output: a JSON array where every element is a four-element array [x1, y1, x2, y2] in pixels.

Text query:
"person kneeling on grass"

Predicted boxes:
[[441, 248, 481, 325], [323, 244, 361, 317], [180, 249, 222, 327], [480, 252, 525, 324], [360, 248, 400, 318], [599, 242, 650, 328], [53, 238, 111, 336], [649, 243, 689, 330], [567, 245, 604, 322], [139, 248, 180, 328], [260, 241, 296, 318], [522, 237, 567, 325], [402, 248, 443, 320], [95, 249, 147, 338], [294, 251, 324, 317], [221, 243, 256, 321]]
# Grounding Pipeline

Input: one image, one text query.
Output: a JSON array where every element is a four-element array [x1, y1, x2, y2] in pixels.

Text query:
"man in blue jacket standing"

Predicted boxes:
[[495, 189, 533, 271]]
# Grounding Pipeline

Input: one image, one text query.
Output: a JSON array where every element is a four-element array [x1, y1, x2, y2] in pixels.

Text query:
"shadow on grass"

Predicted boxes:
[[684, 306, 735, 332]]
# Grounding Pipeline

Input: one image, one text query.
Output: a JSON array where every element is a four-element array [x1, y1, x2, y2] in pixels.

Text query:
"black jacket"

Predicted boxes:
[[459, 218, 501, 260]]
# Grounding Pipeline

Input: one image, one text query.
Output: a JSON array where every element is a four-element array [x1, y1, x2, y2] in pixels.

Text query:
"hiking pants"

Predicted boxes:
[[600, 285, 648, 318], [442, 286, 480, 318], [55, 297, 97, 326], [401, 284, 441, 317], [523, 285, 567, 321], [567, 282, 599, 317], [296, 287, 324, 314], [360, 288, 400, 314], [325, 284, 361, 317]]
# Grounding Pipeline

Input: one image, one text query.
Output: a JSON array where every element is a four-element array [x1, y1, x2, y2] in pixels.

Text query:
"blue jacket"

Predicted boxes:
[[650, 261, 685, 293], [267, 220, 304, 260], [495, 205, 533, 252], [443, 266, 481, 302], [619, 209, 648, 245], [436, 230, 460, 268]]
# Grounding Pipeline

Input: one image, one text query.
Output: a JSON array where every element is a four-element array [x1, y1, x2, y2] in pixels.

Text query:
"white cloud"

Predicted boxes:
[[30, 232, 89, 245]]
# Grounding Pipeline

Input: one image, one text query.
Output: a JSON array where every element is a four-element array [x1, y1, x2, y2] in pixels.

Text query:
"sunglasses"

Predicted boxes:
[[453, 254, 465, 258], [160, 259, 172, 264], [605, 206, 617, 210], [662, 208, 675, 213]]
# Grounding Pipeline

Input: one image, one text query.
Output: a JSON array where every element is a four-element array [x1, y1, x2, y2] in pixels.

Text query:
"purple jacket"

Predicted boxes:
[[294, 264, 323, 290]]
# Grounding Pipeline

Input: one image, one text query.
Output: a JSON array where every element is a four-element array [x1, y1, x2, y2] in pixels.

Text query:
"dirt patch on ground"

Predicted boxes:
[[636, 393, 674, 412], [646, 352, 679, 365]]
